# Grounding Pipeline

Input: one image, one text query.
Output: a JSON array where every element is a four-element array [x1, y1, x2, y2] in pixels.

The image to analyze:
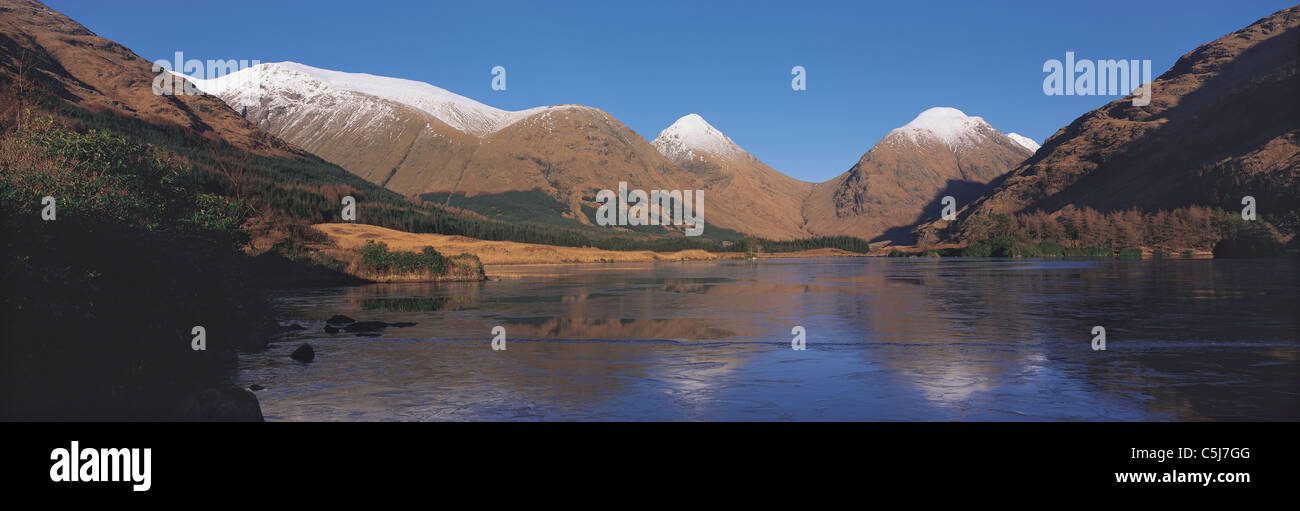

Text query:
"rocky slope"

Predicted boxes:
[[928, 5, 1300, 240], [0, 0, 297, 157]]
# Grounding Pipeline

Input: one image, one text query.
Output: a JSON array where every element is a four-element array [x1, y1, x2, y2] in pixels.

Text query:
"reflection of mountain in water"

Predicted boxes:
[[497, 316, 734, 341], [247, 260, 1298, 420]]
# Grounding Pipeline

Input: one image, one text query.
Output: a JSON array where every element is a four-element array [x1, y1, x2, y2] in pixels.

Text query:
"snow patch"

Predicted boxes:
[[887, 107, 994, 149], [650, 113, 746, 161], [1006, 133, 1041, 152], [185, 62, 572, 136]]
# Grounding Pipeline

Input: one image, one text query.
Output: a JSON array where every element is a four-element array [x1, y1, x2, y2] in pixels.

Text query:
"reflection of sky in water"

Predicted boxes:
[[240, 258, 1300, 421]]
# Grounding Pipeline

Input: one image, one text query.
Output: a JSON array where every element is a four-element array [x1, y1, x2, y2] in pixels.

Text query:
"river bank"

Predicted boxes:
[[312, 223, 868, 269]]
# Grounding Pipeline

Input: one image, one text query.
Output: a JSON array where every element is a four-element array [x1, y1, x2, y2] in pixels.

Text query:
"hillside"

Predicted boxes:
[[804, 107, 1035, 242], [927, 5, 1300, 245], [650, 113, 815, 239]]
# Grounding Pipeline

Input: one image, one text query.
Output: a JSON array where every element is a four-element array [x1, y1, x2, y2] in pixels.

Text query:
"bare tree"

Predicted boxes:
[[5, 48, 34, 129], [15, 48, 32, 96], [207, 139, 251, 198]]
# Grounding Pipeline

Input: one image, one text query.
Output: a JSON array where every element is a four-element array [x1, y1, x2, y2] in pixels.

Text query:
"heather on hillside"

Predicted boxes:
[[0, 109, 267, 418], [933, 206, 1287, 258]]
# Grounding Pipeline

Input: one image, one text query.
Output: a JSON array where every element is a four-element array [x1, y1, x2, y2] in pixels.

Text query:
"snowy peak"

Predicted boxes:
[[651, 113, 747, 162], [272, 62, 508, 136], [187, 62, 561, 136], [184, 63, 332, 109], [886, 107, 994, 149], [1006, 133, 1041, 152]]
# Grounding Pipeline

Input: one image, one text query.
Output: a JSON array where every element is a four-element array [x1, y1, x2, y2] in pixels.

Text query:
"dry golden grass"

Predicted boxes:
[[313, 223, 739, 266], [311, 224, 870, 281], [344, 253, 486, 283]]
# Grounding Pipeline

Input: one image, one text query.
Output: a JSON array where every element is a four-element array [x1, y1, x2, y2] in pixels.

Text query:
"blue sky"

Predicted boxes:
[[46, 0, 1296, 182]]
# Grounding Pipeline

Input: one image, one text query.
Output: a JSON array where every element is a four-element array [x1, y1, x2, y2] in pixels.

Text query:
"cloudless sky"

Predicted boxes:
[[44, 0, 1297, 182]]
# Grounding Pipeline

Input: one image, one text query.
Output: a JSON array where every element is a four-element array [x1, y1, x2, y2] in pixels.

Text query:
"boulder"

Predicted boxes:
[[173, 386, 264, 421], [291, 343, 315, 362], [326, 314, 356, 325], [343, 321, 388, 332]]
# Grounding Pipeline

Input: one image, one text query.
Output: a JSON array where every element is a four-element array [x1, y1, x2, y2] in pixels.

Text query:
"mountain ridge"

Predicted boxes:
[[923, 4, 1300, 243], [193, 61, 1034, 241]]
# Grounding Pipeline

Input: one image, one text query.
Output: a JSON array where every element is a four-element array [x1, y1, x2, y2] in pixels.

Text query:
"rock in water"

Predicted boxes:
[[389, 322, 417, 328], [323, 325, 340, 334], [326, 314, 355, 325], [291, 344, 315, 362], [343, 321, 388, 332], [173, 387, 264, 421]]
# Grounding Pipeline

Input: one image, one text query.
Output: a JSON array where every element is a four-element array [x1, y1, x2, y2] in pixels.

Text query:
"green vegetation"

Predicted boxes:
[[1213, 216, 1286, 257], [954, 206, 1287, 258], [3, 116, 249, 241], [749, 235, 872, 254], [357, 241, 484, 280], [421, 190, 574, 226], [0, 109, 268, 418], [360, 241, 446, 274]]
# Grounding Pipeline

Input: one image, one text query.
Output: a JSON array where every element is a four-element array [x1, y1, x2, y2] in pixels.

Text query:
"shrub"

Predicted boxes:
[[962, 239, 1013, 257], [1212, 215, 1285, 258], [358, 241, 450, 276]]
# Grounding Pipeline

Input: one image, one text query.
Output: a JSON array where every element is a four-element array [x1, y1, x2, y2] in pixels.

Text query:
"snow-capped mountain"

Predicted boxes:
[[651, 113, 747, 161], [649, 114, 814, 238], [887, 107, 994, 149], [188, 62, 812, 237], [884, 107, 1032, 153], [187, 60, 1035, 242], [188, 62, 564, 137], [1006, 133, 1041, 152], [802, 107, 1035, 242], [182, 63, 481, 188]]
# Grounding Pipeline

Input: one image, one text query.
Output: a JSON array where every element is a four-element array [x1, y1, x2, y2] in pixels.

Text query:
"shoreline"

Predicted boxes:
[[311, 223, 869, 269], [306, 223, 1291, 284]]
